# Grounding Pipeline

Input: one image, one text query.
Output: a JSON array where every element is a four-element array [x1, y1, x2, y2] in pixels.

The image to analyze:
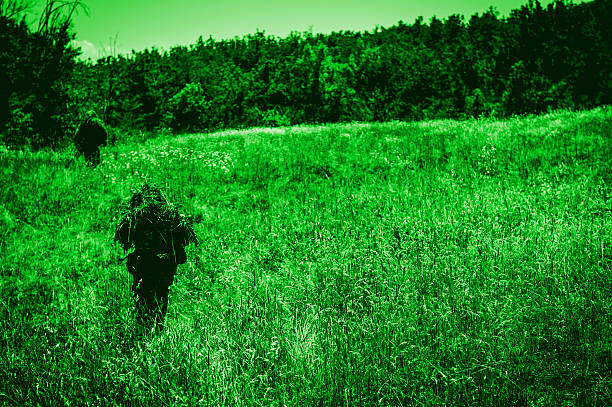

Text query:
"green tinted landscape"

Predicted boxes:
[[1, 108, 610, 406]]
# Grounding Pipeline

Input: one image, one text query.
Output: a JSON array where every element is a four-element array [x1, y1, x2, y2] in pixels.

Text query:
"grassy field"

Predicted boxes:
[[0, 108, 611, 406]]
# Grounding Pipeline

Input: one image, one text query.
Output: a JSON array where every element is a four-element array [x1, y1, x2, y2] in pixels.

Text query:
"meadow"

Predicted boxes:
[[0, 108, 610, 406]]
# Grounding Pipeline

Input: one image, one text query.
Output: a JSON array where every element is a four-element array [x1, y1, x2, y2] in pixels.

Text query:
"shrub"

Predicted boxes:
[[262, 108, 291, 127], [164, 82, 210, 132]]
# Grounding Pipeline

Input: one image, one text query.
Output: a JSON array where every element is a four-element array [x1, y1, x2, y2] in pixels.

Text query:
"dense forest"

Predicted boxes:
[[1, 0, 611, 147]]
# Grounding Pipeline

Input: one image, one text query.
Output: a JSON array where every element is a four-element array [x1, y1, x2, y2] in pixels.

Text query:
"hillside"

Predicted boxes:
[[0, 109, 611, 405]]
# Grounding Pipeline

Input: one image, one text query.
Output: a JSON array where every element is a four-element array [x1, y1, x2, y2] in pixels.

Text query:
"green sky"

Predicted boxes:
[[71, 0, 545, 60]]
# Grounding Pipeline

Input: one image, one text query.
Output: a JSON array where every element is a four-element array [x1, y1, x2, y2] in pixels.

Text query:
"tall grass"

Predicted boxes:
[[1, 108, 611, 406]]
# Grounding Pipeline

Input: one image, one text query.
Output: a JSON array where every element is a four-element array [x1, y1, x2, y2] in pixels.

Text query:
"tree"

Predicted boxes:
[[1, 0, 85, 148], [164, 82, 210, 132]]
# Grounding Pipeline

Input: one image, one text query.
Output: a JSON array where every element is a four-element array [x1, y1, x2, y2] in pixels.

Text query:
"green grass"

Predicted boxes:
[[1, 108, 611, 406]]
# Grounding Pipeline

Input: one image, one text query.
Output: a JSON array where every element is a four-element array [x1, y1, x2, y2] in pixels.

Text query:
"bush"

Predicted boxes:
[[164, 82, 210, 132], [1, 10, 78, 149], [502, 61, 574, 116], [262, 108, 291, 127], [3, 98, 35, 146]]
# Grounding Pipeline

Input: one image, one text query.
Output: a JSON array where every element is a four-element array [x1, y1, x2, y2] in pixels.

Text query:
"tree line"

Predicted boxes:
[[2, 0, 611, 147]]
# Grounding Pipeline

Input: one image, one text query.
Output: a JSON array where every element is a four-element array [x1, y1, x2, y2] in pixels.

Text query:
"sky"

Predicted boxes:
[[68, 0, 547, 60]]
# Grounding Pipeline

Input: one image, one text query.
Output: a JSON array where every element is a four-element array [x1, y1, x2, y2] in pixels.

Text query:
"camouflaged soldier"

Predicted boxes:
[[125, 229, 188, 330], [74, 110, 107, 165], [115, 183, 197, 331]]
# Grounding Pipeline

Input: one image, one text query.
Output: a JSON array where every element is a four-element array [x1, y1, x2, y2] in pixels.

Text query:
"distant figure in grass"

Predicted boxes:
[[115, 182, 197, 332], [74, 110, 107, 166]]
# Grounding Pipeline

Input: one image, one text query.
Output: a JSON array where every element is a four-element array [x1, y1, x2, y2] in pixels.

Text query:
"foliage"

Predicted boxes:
[[0, 1, 83, 148], [0, 109, 611, 405], [3, 0, 611, 146], [164, 82, 210, 133], [66, 0, 612, 136]]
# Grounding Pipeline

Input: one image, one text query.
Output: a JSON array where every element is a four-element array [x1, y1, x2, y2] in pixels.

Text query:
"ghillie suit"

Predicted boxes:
[[115, 183, 197, 331], [74, 110, 107, 165]]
